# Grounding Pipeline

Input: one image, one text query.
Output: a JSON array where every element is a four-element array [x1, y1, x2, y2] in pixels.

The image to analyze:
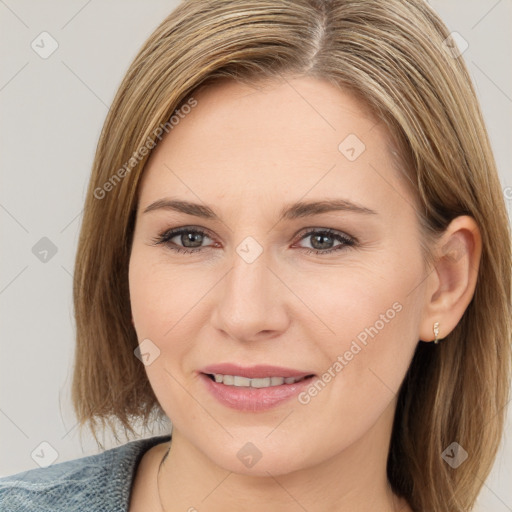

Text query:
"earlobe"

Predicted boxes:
[[419, 215, 482, 343]]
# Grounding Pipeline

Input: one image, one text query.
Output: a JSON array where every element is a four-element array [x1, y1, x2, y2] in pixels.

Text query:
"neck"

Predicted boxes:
[[157, 402, 410, 511]]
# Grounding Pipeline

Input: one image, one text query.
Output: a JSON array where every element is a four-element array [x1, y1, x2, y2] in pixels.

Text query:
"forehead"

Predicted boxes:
[[138, 76, 412, 218], [164, 76, 380, 157]]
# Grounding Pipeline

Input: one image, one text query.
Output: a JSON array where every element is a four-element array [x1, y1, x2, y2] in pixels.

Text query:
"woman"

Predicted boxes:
[[1, 0, 510, 511]]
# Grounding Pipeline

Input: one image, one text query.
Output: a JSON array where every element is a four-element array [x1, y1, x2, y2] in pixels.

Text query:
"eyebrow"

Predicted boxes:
[[142, 198, 377, 220]]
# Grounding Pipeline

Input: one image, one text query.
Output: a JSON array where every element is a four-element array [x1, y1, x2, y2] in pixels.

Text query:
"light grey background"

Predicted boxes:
[[1, 0, 511, 509]]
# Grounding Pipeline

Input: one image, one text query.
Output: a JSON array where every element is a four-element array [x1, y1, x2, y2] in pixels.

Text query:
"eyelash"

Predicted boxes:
[[151, 226, 357, 256]]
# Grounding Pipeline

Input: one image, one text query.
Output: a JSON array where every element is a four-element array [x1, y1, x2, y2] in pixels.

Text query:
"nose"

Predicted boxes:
[[210, 246, 291, 343]]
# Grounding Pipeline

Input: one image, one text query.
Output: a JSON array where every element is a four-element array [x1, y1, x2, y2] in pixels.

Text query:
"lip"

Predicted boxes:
[[198, 363, 316, 412]]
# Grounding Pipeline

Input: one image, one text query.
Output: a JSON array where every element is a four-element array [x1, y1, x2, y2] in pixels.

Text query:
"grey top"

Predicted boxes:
[[0, 434, 171, 512]]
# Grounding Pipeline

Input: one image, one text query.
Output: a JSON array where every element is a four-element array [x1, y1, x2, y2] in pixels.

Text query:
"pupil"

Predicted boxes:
[[311, 233, 333, 250], [182, 232, 203, 248]]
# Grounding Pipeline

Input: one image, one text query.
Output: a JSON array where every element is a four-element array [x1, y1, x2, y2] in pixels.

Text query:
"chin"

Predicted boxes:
[[203, 436, 316, 478]]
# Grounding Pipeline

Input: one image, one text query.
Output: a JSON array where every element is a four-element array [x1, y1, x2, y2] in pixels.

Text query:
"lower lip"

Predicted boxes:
[[199, 373, 315, 412]]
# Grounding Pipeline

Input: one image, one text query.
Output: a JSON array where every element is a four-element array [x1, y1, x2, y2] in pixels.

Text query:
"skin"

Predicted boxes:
[[128, 76, 481, 511]]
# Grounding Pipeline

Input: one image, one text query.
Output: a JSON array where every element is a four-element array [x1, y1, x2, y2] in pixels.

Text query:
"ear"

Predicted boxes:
[[419, 215, 482, 343]]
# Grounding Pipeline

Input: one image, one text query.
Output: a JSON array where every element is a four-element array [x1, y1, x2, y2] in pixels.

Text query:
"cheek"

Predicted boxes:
[[129, 249, 196, 336], [128, 253, 195, 423]]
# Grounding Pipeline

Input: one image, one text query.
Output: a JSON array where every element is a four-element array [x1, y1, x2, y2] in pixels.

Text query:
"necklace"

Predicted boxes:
[[157, 444, 171, 512]]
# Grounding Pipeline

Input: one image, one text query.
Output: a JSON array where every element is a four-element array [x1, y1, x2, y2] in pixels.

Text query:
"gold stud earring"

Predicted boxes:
[[433, 322, 440, 344]]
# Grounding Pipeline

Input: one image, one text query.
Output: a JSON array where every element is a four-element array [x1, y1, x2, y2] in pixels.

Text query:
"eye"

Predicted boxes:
[[151, 226, 216, 254], [294, 228, 356, 255], [151, 226, 357, 255]]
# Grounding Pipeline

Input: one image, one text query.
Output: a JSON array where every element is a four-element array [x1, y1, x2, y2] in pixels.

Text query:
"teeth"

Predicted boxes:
[[251, 377, 271, 388], [210, 373, 306, 388], [234, 376, 252, 387]]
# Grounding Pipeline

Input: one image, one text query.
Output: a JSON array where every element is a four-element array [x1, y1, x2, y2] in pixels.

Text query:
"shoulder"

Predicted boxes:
[[0, 435, 171, 512]]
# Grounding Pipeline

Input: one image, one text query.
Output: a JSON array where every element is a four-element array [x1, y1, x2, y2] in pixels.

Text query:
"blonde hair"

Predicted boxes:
[[72, 0, 512, 510]]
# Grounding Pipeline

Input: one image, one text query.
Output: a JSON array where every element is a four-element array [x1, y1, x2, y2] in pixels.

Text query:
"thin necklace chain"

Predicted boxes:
[[157, 445, 171, 512]]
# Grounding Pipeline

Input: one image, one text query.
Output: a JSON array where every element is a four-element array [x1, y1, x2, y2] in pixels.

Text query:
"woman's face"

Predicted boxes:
[[129, 76, 430, 476]]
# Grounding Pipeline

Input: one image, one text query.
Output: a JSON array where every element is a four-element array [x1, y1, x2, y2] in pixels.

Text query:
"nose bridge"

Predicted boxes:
[[212, 242, 289, 340]]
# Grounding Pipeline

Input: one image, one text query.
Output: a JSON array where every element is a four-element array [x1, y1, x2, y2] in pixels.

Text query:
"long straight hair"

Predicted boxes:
[[72, 1, 512, 510]]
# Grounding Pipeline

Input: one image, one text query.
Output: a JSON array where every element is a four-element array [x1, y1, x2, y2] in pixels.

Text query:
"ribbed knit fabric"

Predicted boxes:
[[0, 434, 171, 512]]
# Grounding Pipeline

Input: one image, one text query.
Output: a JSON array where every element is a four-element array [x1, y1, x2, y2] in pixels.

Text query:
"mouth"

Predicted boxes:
[[198, 364, 317, 411]]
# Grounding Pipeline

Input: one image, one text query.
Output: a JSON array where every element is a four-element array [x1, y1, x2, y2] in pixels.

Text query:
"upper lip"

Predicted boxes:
[[200, 363, 315, 379]]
